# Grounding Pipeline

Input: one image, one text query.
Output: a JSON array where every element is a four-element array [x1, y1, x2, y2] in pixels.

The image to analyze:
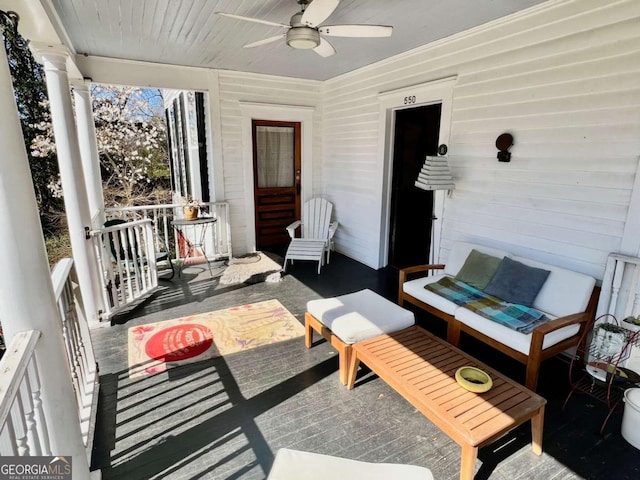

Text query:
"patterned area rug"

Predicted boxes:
[[127, 299, 303, 378]]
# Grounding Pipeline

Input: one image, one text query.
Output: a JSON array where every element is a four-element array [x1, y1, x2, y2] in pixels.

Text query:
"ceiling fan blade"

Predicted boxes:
[[313, 37, 336, 57], [243, 34, 286, 48], [319, 25, 393, 37], [216, 12, 289, 29], [301, 0, 340, 28]]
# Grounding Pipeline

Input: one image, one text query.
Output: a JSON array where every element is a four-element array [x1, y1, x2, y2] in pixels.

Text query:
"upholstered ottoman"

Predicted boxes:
[[305, 289, 415, 384], [267, 448, 433, 480]]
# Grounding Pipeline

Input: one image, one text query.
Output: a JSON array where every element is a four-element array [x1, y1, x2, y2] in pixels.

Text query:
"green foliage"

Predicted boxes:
[[45, 231, 72, 267], [2, 17, 63, 234]]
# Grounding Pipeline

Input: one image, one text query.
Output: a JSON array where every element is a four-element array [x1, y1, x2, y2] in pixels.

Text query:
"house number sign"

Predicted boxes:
[[403, 95, 417, 105]]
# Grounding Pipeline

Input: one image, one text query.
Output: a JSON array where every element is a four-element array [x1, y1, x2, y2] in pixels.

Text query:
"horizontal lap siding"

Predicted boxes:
[[322, 0, 640, 276], [217, 72, 322, 254]]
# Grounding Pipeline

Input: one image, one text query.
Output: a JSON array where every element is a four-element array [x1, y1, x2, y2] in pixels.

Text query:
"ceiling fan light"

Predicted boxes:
[[286, 27, 320, 49]]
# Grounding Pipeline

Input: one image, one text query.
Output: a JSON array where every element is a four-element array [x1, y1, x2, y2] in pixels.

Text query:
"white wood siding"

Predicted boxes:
[[322, 0, 640, 277], [216, 72, 322, 254]]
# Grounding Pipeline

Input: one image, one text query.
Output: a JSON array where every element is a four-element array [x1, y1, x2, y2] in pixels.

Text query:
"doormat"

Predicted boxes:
[[219, 252, 283, 285], [127, 299, 303, 378]]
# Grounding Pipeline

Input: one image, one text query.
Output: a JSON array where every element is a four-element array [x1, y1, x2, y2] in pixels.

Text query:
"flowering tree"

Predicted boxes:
[[32, 85, 171, 207]]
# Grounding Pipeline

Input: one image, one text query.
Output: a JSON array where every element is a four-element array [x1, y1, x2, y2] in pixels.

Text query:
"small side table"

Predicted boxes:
[[171, 216, 217, 277]]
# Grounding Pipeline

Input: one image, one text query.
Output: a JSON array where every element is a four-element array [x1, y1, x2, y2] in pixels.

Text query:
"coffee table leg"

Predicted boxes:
[[347, 352, 360, 390], [531, 405, 545, 455], [460, 444, 477, 480]]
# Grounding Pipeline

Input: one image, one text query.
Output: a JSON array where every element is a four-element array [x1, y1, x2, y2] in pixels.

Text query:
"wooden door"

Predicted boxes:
[[253, 120, 301, 250], [388, 104, 441, 268]]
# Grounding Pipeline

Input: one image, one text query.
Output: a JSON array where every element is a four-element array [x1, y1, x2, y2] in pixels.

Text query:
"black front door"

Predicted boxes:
[[388, 104, 442, 268]]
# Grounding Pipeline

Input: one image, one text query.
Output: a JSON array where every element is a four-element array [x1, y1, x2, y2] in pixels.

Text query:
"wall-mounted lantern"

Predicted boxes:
[[496, 133, 513, 162]]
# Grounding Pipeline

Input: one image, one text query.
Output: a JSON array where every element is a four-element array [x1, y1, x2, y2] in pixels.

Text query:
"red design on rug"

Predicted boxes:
[[145, 323, 214, 362]]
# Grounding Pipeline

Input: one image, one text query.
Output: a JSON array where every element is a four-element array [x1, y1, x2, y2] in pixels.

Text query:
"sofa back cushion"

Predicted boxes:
[[511, 255, 596, 317], [455, 250, 503, 290], [483, 257, 551, 307], [444, 242, 511, 277]]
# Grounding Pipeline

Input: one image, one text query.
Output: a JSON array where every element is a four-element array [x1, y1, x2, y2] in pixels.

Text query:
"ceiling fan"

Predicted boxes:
[[216, 0, 393, 57]]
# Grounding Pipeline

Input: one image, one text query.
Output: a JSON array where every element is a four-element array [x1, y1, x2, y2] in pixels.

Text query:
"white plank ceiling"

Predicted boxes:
[[48, 0, 546, 80]]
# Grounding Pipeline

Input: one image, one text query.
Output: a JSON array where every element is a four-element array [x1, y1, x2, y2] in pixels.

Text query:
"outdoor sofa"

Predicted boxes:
[[399, 241, 599, 390]]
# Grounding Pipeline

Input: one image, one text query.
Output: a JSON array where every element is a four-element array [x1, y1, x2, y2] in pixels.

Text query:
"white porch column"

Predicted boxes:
[[0, 42, 90, 476], [37, 50, 104, 327], [73, 82, 105, 227]]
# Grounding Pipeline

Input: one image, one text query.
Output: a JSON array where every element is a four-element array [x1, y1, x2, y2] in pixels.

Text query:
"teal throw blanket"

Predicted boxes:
[[425, 277, 549, 334]]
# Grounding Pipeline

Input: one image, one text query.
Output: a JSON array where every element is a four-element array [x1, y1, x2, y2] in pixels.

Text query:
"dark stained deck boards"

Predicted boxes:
[[90, 253, 640, 480]]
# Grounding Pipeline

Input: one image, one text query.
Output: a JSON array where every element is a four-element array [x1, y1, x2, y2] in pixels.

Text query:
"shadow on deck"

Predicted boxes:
[[89, 253, 640, 480]]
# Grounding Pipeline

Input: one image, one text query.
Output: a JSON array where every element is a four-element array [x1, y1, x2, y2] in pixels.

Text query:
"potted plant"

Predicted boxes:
[[183, 196, 202, 220], [623, 316, 640, 333], [593, 322, 627, 359], [586, 321, 628, 381]]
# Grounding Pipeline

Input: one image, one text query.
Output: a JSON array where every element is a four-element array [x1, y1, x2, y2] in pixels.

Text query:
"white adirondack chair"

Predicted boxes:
[[284, 198, 339, 274]]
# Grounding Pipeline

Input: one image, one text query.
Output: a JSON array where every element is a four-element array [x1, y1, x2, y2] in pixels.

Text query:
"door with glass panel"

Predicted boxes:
[[252, 120, 302, 250]]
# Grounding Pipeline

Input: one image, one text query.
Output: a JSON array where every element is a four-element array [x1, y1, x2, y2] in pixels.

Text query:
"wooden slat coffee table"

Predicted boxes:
[[347, 326, 546, 480]]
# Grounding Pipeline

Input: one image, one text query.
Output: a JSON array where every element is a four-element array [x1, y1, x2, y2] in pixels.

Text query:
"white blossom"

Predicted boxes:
[[31, 85, 167, 204]]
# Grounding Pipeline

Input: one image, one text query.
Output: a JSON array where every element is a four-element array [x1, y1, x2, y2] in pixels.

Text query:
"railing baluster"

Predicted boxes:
[[0, 419, 18, 455], [2, 415, 18, 455], [12, 394, 29, 455], [20, 374, 41, 456], [27, 358, 51, 456]]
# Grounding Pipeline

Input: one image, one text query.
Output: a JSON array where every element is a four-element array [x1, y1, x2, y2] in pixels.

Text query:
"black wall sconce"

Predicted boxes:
[[495, 133, 513, 162]]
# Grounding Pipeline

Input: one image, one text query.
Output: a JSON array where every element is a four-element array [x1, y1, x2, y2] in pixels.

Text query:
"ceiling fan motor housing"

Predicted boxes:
[[286, 27, 320, 49], [287, 11, 320, 49]]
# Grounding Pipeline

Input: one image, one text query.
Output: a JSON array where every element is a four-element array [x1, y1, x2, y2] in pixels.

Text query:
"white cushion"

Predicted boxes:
[[307, 289, 415, 344], [268, 448, 433, 480], [454, 307, 580, 355], [511, 256, 596, 317], [403, 273, 459, 315], [443, 242, 511, 277]]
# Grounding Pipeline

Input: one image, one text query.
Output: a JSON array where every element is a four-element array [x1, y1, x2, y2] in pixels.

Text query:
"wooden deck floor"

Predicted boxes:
[[89, 253, 640, 480]]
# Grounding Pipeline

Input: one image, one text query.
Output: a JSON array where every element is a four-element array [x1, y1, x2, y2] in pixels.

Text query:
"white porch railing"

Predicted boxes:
[[90, 218, 159, 319], [105, 201, 232, 262], [596, 252, 640, 373], [597, 253, 640, 319], [0, 330, 50, 456], [51, 259, 99, 446], [0, 258, 97, 461]]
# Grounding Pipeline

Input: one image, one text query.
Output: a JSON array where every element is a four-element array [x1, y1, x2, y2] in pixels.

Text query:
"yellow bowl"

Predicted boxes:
[[455, 366, 493, 393]]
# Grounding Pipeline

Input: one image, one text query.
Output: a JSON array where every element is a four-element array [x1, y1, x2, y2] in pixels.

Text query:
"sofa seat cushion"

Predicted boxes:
[[455, 307, 580, 356], [403, 274, 460, 315], [307, 289, 415, 344]]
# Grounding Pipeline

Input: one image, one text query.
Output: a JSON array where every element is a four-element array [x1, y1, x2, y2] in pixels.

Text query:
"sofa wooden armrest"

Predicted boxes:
[[398, 264, 445, 306], [533, 312, 589, 336]]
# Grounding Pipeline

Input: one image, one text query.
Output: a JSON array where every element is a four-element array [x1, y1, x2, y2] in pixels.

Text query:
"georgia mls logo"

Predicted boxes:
[[0, 456, 72, 480]]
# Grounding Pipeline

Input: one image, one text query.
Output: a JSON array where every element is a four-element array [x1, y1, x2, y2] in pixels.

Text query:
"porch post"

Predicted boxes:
[[36, 49, 104, 327], [73, 82, 105, 227], [0, 42, 90, 476]]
